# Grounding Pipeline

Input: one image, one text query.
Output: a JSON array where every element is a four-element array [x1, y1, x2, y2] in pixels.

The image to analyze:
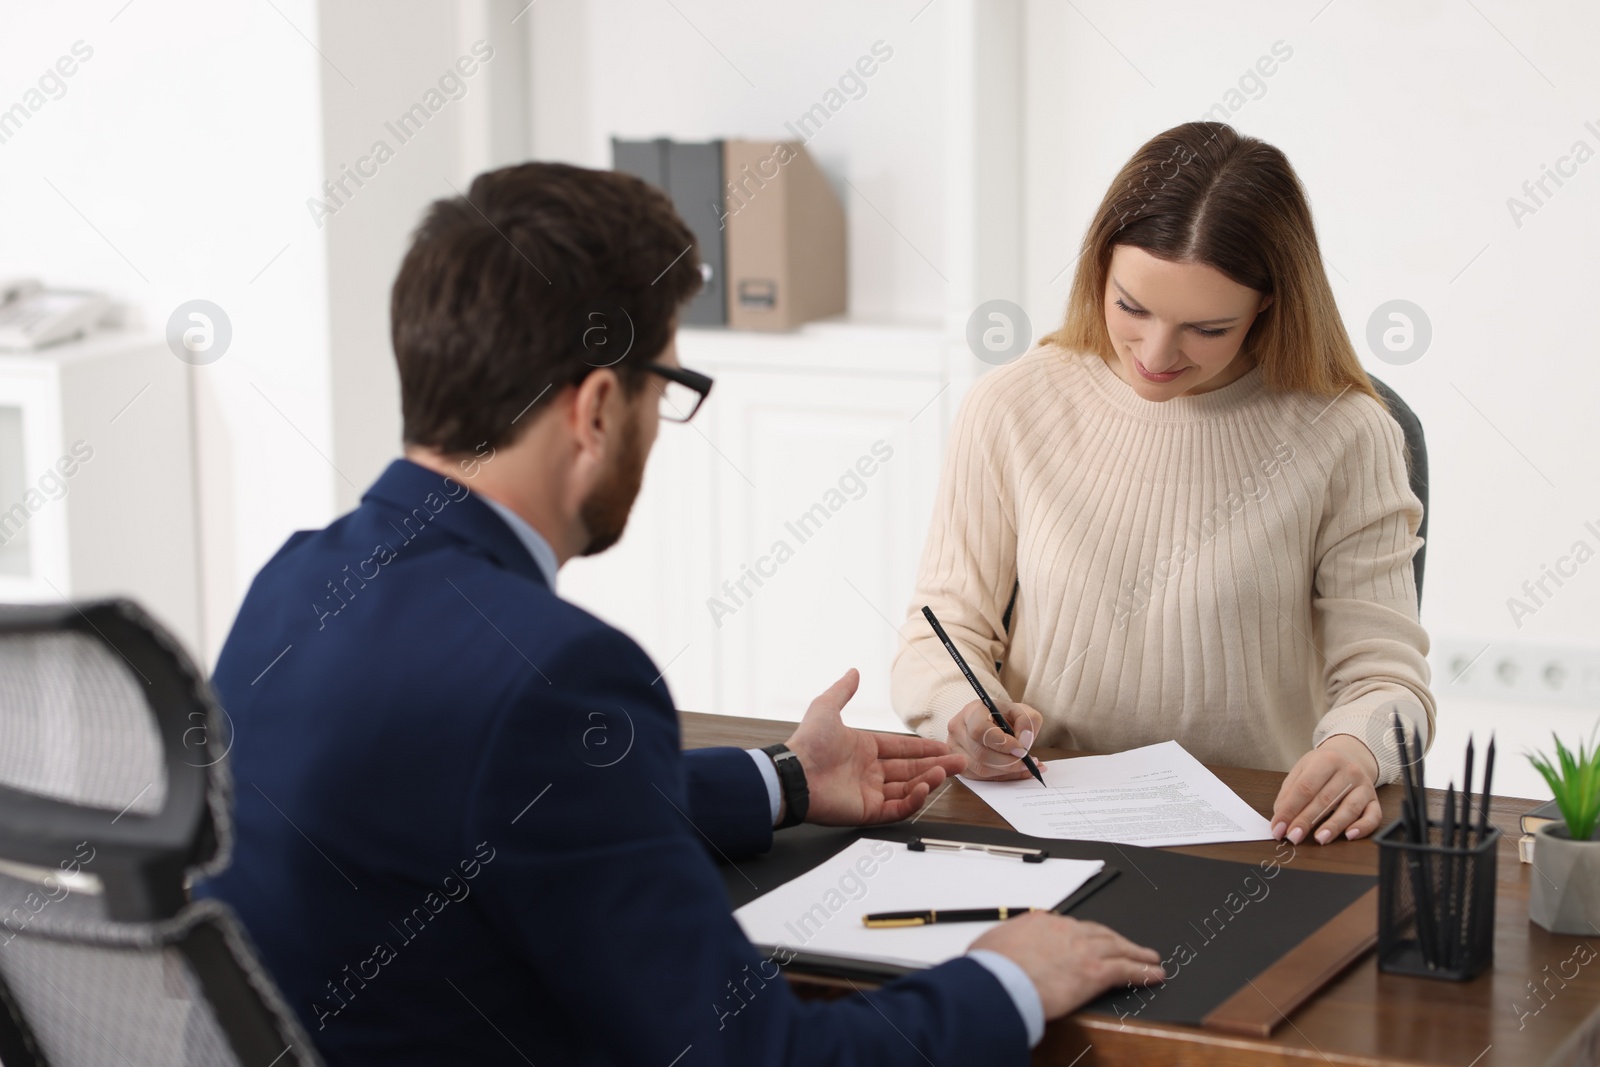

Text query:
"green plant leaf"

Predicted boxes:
[[1526, 728, 1600, 842]]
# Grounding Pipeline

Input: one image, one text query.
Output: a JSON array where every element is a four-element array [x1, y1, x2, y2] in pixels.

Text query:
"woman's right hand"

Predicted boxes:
[[945, 699, 1046, 781]]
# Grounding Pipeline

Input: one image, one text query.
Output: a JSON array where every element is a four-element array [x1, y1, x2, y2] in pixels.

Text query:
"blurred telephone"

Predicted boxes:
[[0, 278, 109, 351]]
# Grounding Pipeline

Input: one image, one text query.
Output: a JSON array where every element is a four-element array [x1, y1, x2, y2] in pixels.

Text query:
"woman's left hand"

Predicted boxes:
[[1271, 735, 1382, 845]]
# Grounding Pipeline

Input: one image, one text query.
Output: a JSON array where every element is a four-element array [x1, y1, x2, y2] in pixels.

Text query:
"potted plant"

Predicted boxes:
[[1527, 730, 1600, 935]]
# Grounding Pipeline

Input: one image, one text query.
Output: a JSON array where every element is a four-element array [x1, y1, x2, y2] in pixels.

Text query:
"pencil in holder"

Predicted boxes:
[[1375, 818, 1500, 980]]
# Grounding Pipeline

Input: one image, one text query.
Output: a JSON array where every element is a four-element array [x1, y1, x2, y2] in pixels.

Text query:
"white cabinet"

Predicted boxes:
[[559, 321, 949, 733], [522, 0, 1022, 733], [0, 333, 202, 656]]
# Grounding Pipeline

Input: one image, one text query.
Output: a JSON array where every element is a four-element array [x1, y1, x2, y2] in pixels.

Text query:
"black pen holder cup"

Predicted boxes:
[[1376, 818, 1500, 981]]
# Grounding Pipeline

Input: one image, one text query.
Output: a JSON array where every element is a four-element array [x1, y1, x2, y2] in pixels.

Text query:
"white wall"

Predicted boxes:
[[0, 0, 333, 661], [0, 0, 532, 660], [317, 0, 530, 514], [1022, 0, 1600, 797]]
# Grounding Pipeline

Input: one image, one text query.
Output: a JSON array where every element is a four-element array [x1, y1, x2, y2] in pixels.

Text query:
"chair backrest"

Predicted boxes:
[[1367, 375, 1429, 608], [0, 599, 323, 1067]]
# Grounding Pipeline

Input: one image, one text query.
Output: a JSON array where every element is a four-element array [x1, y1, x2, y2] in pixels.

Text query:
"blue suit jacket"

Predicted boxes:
[[198, 459, 1026, 1066]]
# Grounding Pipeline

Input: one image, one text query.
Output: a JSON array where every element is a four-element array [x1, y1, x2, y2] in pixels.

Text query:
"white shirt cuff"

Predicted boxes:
[[745, 748, 782, 826], [966, 948, 1045, 1047]]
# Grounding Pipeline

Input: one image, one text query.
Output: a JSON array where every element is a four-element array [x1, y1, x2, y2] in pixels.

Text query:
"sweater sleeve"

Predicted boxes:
[[1307, 396, 1436, 785], [890, 375, 1018, 739]]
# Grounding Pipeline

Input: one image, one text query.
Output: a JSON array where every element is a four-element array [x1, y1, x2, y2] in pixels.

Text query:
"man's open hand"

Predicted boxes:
[[784, 669, 968, 826]]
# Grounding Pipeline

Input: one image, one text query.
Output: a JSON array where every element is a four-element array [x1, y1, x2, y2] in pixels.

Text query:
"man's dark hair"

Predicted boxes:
[[391, 162, 703, 453]]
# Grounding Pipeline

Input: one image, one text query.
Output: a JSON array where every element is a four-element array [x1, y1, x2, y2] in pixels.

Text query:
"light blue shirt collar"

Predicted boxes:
[[478, 496, 560, 591]]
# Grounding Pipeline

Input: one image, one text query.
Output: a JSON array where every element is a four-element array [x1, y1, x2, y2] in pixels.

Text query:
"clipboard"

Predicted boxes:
[[735, 837, 1114, 979], [720, 822, 1376, 1034], [742, 865, 1124, 986]]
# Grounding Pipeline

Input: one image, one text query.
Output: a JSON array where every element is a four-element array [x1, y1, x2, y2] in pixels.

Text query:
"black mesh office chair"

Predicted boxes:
[[0, 599, 323, 1067], [996, 374, 1430, 661]]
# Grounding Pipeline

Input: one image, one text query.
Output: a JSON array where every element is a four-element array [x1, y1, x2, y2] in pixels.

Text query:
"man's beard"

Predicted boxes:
[[577, 413, 647, 557]]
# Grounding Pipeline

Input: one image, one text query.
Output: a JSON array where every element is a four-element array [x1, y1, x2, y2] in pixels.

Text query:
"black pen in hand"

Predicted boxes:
[[921, 605, 1047, 787]]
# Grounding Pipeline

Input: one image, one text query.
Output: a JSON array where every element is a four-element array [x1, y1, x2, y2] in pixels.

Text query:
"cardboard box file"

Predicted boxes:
[[611, 137, 846, 331], [721, 140, 845, 331]]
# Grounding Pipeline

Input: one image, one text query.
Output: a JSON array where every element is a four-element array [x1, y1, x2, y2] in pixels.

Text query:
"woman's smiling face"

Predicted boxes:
[[1100, 244, 1274, 400]]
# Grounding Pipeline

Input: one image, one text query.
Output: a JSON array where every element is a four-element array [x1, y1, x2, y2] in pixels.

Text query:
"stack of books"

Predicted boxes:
[[1518, 799, 1562, 863]]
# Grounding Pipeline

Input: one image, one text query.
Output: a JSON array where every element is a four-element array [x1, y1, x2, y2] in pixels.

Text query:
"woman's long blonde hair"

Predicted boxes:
[[1040, 121, 1378, 404]]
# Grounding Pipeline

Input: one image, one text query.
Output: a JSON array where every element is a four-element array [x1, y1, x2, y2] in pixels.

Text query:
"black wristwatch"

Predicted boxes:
[[761, 743, 809, 829]]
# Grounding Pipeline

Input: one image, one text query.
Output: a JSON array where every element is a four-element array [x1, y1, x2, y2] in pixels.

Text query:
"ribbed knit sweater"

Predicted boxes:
[[890, 343, 1434, 785]]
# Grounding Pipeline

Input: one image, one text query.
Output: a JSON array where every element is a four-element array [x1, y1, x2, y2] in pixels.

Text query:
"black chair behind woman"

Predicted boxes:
[[1367, 375, 1428, 608], [998, 373, 1428, 669]]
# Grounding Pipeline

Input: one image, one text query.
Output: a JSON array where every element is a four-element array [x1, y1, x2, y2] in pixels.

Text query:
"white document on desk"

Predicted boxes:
[[960, 740, 1275, 848], [733, 839, 1104, 970]]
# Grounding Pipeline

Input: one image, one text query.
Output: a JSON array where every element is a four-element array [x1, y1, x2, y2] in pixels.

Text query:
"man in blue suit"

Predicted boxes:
[[200, 162, 1160, 1065]]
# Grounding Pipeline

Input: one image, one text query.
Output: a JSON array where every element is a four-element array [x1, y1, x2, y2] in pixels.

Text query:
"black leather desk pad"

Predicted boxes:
[[719, 820, 1374, 1026]]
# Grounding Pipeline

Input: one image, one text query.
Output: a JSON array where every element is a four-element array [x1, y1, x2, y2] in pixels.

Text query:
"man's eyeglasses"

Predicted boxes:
[[645, 363, 714, 423]]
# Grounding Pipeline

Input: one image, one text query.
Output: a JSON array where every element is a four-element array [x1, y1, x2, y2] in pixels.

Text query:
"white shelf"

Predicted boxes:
[[678, 318, 944, 378], [0, 331, 202, 656]]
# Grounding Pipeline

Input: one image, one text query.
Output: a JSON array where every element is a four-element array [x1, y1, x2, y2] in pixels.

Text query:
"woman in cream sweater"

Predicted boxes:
[[891, 121, 1434, 847]]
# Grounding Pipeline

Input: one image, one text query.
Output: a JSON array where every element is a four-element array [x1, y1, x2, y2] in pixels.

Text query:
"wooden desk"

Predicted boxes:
[[682, 712, 1600, 1067]]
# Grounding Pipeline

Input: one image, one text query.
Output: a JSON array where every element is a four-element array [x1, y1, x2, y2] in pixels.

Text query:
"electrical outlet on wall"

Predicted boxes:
[[1432, 640, 1600, 708]]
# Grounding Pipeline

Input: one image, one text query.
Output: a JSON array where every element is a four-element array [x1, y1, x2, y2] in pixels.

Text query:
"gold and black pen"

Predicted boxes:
[[862, 907, 1041, 928]]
